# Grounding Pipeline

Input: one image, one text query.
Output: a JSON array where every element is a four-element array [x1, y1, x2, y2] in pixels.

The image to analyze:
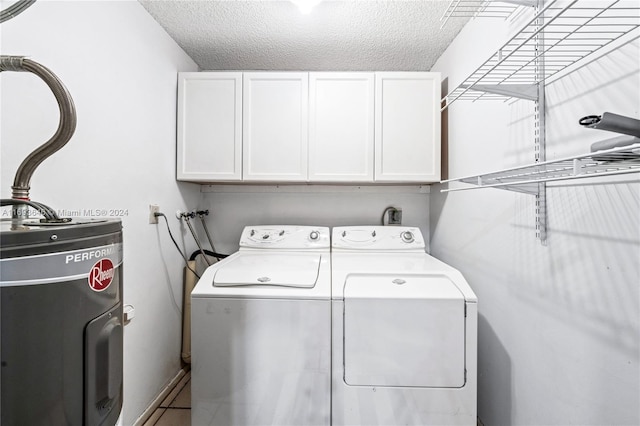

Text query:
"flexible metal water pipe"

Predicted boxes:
[[0, 0, 36, 23], [196, 210, 218, 253], [0, 56, 77, 206], [182, 213, 212, 267]]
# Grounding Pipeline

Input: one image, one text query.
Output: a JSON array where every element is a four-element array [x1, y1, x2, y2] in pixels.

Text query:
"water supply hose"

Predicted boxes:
[[196, 210, 218, 253], [0, 0, 36, 23], [189, 250, 228, 261], [0, 56, 77, 208], [181, 213, 212, 267]]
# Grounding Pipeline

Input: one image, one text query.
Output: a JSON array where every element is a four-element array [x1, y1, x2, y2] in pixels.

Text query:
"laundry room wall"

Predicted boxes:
[[197, 185, 431, 255], [430, 11, 640, 426], [0, 1, 200, 424]]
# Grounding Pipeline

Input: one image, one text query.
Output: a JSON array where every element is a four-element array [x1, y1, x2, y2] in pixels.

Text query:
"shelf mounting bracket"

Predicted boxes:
[[534, 0, 547, 245], [465, 84, 539, 101], [502, 0, 537, 7]]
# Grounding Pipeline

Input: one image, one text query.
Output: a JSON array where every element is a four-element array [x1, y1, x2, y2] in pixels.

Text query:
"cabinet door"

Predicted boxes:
[[177, 72, 242, 181], [309, 73, 374, 182], [375, 72, 441, 182], [243, 72, 309, 181]]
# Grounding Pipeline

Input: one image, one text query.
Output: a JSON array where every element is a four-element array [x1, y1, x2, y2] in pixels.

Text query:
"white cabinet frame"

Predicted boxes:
[[177, 72, 242, 181], [242, 72, 309, 181], [375, 72, 441, 183], [309, 72, 375, 182]]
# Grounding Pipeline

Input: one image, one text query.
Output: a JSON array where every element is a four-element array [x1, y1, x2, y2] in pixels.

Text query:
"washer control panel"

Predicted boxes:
[[240, 225, 330, 250], [332, 226, 425, 250]]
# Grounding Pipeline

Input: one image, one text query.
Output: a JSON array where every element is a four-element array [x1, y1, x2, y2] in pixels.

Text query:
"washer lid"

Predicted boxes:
[[214, 253, 321, 288]]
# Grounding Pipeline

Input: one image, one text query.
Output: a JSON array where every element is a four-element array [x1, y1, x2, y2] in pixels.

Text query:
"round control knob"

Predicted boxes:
[[400, 231, 414, 243], [309, 231, 320, 241]]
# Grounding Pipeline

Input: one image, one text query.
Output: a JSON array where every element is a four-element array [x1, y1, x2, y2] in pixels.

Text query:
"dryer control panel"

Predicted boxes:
[[239, 225, 330, 250], [332, 226, 425, 251]]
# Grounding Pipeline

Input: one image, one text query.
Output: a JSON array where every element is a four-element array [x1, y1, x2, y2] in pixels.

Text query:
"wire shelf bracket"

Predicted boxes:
[[462, 83, 539, 100]]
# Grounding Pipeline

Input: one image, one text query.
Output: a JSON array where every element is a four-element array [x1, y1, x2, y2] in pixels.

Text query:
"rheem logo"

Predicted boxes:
[[88, 258, 115, 292]]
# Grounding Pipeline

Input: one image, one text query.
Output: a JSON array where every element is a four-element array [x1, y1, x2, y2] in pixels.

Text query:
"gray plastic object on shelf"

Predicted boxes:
[[580, 112, 640, 139], [590, 135, 640, 151], [589, 135, 640, 161]]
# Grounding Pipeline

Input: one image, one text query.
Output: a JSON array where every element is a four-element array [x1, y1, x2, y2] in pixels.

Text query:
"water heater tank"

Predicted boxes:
[[1, 219, 124, 426]]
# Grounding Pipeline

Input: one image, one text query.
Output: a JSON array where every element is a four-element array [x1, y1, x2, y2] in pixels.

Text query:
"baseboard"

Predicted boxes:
[[133, 367, 189, 426]]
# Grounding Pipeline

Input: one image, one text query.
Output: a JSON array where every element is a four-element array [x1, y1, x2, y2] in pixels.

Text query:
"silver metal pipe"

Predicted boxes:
[[0, 0, 36, 23], [183, 215, 212, 267], [0, 56, 77, 204], [196, 210, 218, 253]]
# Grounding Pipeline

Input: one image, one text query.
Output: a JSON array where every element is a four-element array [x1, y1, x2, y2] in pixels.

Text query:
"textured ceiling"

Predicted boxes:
[[138, 0, 469, 71]]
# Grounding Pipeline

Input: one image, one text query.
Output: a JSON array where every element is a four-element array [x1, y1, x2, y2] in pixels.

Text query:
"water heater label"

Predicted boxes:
[[0, 243, 123, 287], [88, 258, 115, 292], [65, 246, 116, 264]]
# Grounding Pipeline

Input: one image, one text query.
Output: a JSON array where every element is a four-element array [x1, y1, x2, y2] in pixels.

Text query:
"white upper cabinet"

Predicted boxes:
[[177, 72, 242, 181], [309, 73, 375, 182], [242, 72, 309, 181], [375, 72, 441, 182], [177, 71, 441, 184]]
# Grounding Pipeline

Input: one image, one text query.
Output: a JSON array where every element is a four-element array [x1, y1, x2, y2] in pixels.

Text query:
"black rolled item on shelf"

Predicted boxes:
[[579, 112, 640, 138]]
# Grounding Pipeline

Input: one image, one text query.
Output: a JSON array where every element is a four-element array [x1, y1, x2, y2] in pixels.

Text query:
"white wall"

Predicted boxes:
[[431, 13, 640, 426], [1, 1, 200, 424], [198, 185, 431, 255]]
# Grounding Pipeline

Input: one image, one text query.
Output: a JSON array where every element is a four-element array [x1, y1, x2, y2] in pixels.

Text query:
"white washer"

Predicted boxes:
[[331, 226, 478, 426], [191, 225, 331, 426]]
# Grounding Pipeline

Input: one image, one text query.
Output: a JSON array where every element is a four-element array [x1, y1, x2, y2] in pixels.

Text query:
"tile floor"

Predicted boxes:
[[143, 371, 191, 426]]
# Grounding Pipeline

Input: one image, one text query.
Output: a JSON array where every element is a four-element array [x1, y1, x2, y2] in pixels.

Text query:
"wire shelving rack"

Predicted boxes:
[[441, 143, 640, 193], [438, 0, 640, 243], [440, 0, 533, 29], [441, 0, 640, 109]]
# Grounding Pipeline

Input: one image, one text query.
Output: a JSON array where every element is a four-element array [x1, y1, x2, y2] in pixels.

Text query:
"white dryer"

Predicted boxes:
[[191, 225, 331, 426], [331, 226, 478, 426]]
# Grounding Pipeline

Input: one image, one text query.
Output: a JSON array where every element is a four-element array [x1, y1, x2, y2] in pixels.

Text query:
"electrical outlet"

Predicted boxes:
[[149, 205, 160, 224], [388, 207, 402, 225]]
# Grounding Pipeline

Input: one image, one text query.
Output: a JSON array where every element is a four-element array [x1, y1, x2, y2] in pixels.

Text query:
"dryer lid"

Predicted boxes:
[[213, 253, 321, 288], [343, 273, 466, 388], [343, 273, 465, 300]]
